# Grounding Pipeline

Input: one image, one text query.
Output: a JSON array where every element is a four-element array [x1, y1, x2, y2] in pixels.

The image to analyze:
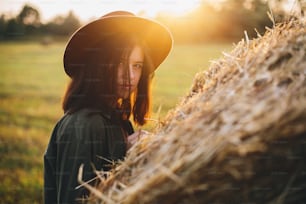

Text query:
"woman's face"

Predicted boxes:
[[116, 46, 144, 99]]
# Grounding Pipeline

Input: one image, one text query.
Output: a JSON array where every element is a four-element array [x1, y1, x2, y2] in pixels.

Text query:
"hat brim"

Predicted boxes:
[[63, 15, 173, 77]]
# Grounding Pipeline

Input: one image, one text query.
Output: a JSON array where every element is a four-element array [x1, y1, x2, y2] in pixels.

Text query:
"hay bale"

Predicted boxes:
[[87, 17, 306, 204]]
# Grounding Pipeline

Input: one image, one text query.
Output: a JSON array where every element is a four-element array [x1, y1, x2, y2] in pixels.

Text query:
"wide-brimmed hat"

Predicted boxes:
[[63, 11, 173, 77]]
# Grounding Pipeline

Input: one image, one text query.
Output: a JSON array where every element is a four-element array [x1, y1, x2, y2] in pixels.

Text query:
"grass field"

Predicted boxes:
[[0, 41, 232, 203]]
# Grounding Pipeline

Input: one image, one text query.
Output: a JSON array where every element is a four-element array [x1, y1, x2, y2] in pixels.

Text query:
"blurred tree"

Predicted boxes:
[[17, 4, 40, 26], [61, 11, 81, 35], [0, 15, 6, 39], [219, 0, 272, 39], [16, 4, 41, 35], [0, 3, 81, 40], [43, 11, 80, 36], [4, 18, 24, 38]]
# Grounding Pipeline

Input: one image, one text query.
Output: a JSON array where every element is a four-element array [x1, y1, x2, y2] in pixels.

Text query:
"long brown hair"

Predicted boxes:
[[62, 33, 154, 126]]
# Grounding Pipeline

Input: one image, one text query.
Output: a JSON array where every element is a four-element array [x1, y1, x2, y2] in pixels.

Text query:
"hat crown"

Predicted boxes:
[[102, 11, 135, 18]]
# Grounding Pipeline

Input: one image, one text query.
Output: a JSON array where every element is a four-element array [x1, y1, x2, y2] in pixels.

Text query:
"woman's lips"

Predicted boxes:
[[120, 84, 132, 89]]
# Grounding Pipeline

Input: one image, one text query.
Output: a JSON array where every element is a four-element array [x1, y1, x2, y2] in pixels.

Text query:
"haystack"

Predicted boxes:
[[84, 17, 306, 204]]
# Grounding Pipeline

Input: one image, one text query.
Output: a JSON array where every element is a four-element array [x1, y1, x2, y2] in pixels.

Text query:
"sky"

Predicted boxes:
[[0, 0, 214, 23], [0, 0, 301, 23]]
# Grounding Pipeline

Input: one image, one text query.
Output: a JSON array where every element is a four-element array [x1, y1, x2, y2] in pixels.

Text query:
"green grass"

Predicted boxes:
[[0, 41, 232, 203]]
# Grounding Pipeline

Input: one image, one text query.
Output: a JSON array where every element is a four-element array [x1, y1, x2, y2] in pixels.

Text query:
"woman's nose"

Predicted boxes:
[[129, 66, 135, 80]]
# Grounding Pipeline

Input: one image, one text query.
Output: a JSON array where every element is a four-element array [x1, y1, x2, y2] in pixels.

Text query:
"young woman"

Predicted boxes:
[[44, 11, 172, 204]]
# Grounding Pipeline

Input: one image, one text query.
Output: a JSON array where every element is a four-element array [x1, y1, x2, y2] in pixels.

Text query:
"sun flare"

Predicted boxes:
[[56, 0, 202, 21], [0, 0, 202, 22]]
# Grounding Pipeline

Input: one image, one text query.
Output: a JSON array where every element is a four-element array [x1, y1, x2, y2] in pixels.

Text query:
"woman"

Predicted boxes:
[[44, 11, 172, 204]]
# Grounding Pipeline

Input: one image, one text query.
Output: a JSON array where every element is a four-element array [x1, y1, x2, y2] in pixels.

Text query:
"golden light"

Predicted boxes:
[[0, 0, 202, 22], [64, 0, 202, 21]]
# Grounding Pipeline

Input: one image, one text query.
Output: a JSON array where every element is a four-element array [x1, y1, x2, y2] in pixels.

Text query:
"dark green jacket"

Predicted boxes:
[[44, 108, 133, 204]]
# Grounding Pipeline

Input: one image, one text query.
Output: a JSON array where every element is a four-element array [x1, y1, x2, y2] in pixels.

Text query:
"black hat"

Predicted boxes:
[[63, 11, 173, 77]]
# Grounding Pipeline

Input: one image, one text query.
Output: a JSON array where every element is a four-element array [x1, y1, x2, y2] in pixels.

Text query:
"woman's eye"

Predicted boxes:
[[133, 63, 143, 69]]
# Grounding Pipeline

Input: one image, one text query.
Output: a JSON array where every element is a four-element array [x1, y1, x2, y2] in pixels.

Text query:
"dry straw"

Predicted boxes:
[[84, 16, 306, 203]]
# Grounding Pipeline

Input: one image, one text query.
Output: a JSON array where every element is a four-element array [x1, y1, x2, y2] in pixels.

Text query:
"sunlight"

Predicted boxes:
[[67, 0, 202, 20], [0, 0, 202, 22], [73, 0, 202, 21]]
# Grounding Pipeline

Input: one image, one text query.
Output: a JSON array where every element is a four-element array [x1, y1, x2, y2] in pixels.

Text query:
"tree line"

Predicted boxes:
[[0, 0, 303, 43], [0, 4, 81, 41], [156, 0, 304, 43]]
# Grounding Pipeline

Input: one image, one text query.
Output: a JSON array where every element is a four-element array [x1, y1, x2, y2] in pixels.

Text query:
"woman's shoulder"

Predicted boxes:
[[52, 108, 113, 142], [57, 108, 110, 132]]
